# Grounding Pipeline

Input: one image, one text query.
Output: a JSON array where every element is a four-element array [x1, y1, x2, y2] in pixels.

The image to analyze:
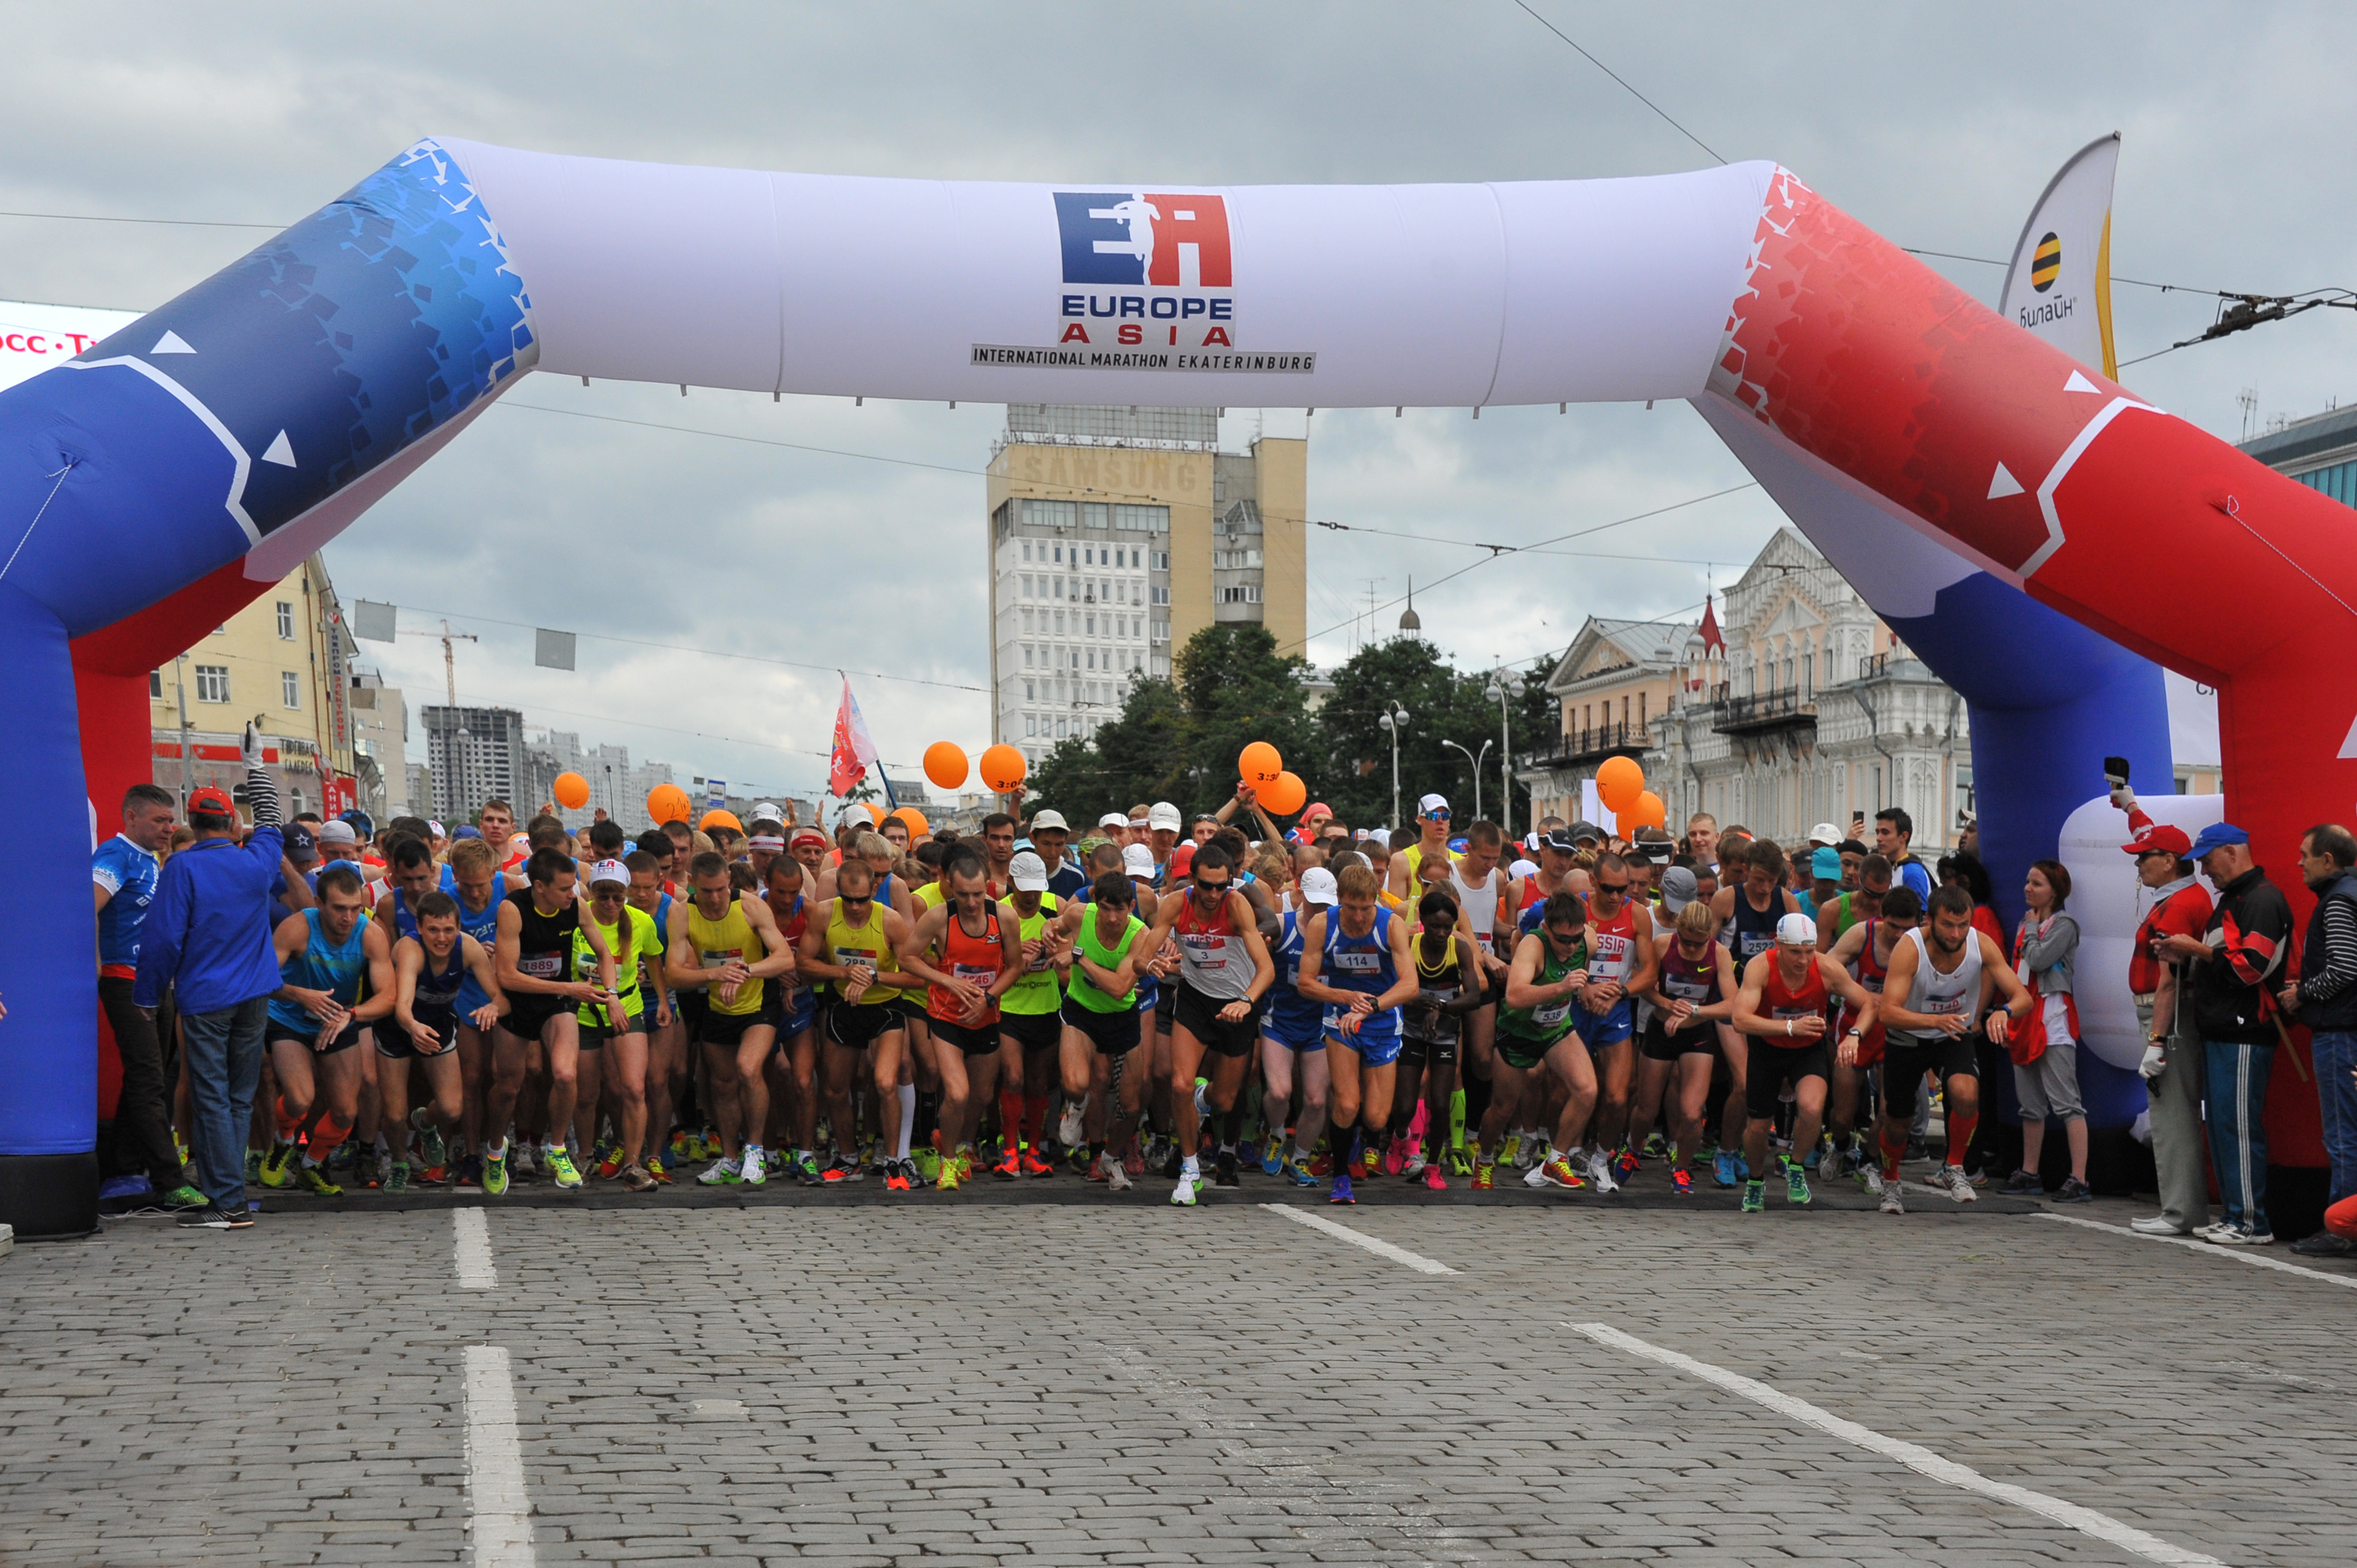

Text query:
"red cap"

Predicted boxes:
[[2122, 822, 2193, 857], [1170, 842, 1196, 878], [188, 786, 236, 817]]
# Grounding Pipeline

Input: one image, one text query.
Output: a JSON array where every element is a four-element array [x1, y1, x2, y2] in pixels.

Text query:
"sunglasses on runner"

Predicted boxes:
[[1545, 921, 1584, 943], [1593, 878, 1630, 895]]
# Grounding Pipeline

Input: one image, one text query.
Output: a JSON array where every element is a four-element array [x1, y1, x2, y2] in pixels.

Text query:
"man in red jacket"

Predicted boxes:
[[2119, 817, 2213, 1236]]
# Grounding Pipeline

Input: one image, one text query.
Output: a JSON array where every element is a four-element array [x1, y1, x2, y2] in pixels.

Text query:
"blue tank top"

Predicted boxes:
[[408, 936, 468, 1013], [1321, 906, 1402, 1038], [453, 882, 505, 1013], [267, 908, 372, 1033], [1264, 910, 1321, 1032], [390, 886, 421, 943]]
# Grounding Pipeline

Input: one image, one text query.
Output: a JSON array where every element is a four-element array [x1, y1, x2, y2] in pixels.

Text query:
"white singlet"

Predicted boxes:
[[1894, 924, 1981, 1041], [1447, 862, 1503, 954]]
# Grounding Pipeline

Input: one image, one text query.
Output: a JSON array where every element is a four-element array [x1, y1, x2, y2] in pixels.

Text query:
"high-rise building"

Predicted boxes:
[[527, 729, 678, 829], [422, 705, 528, 823], [349, 671, 410, 818], [986, 404, 1305, 766]]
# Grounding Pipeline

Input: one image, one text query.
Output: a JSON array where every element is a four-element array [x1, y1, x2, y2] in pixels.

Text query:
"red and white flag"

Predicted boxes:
[[827, 675, 878, 798]]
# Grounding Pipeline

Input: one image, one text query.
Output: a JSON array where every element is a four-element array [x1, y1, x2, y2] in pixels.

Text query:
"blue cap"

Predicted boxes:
[[2187, 822, 2248, 860], [453, 825, 483, 840], [282, 823, 318, 863], [339, 808, 375, 839], [1811, 845, 1842, 879]]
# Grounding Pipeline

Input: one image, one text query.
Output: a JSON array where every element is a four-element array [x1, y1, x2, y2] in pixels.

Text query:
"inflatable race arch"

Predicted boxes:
[[3, 139, 2350, 1233]]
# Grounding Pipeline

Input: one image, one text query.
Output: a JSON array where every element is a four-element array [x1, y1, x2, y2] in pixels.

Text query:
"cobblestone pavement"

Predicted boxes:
[[7, 1165, 2354, 1567]]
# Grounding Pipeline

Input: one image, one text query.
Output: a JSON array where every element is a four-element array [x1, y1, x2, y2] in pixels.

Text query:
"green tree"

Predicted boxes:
[[1311, 638, 1529, 834]]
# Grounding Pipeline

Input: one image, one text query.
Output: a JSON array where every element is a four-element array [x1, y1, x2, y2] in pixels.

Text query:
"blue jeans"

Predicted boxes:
[[181, 996, 268, 1212], [2203, 1038, 2275, 1233], [2311, 1029, 2357, 1205]]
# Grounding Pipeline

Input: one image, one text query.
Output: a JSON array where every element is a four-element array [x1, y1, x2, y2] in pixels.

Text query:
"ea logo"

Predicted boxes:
[[2031, 232, 2062, 293]]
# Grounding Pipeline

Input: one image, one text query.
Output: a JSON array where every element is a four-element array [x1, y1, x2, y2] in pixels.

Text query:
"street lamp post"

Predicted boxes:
[[1484, 674, 1512, 834], [1377, 703, 1410, 831], [1440, 738, 1492, 822]]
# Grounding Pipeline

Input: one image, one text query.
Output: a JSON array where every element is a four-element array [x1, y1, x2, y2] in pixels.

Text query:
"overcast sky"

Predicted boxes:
[[7, 2, 2354, 801]]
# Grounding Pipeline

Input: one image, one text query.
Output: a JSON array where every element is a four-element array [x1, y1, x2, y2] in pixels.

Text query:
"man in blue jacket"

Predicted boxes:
[[134, 726, 284, 1230]]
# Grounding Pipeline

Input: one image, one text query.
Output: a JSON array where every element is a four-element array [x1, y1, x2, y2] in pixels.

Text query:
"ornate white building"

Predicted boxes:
[[1522, 527, 1972, 850]]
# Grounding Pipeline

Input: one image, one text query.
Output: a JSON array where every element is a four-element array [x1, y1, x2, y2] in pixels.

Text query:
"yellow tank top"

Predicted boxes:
[[914, 880, 947, 912], [685, 895, 766, 1016], [1399, 841, 1460, 885], [826, 896, 900, 1006]]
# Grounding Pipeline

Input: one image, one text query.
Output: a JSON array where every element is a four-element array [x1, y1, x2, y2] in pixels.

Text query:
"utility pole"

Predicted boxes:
[[172, 654, 194, 807], [1485, 672, 1512, 834], [1377, 702, 1410, 831]]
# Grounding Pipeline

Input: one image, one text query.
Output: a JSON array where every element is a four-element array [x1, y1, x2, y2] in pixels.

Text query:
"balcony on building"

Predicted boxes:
[[1528, 718, 1650, 772], [1710, 683, 1818, 740]]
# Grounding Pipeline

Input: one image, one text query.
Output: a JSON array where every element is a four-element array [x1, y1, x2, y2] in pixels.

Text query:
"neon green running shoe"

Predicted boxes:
[[1784, 1159, 1812, 1207], [545, 1147, 584, 1191], [384, 1161, 411, 1196], [1741, 1178, 1766, 1213], [297, 1163, 343, 1197], [483, 1147, 511, 1196]]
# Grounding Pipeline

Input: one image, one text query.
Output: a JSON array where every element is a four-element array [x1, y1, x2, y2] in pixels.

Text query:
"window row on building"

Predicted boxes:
[[1015, 574, 1166, 604]]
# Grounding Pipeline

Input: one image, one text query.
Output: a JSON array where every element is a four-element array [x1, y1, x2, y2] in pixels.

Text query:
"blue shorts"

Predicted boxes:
[[1324, 1006, 1404, 1067], [1574, 996, 1634, 1048], [1260, 1008, 1325, 1052]]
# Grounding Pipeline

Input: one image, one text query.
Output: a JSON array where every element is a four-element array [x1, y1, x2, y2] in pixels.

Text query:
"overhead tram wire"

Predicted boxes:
[[1508, 1, 1727, 166]]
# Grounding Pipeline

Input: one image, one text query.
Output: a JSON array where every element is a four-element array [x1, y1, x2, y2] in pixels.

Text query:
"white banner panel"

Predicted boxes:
[[0, 300, 140, 396]]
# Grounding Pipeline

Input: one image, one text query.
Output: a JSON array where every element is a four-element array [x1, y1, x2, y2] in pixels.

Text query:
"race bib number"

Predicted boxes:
[[1590, 932, 1631, 981], [1771, 1006, 1818, 1022], [835, 946, 877, 972], [952, 962, 998, 985], [1922, 993, 1965, 1014], [1181, 934, 1229, 970], [1418, 986, 1454, 1007], [518, 953, 562, 979], [1663, 977, 1710, 1002], [1332, 949, 1381, 974], [1533, 997, 1572, 1026], [700, 946, 744, 969]]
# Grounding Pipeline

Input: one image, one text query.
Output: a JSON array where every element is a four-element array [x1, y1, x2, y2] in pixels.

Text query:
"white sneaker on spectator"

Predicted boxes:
[[2211, 1226, 2274, 1246], [2130, 1215, 2192, 1235]]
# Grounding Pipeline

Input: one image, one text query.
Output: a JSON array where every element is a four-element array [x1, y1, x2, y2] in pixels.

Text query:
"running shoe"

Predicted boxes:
[[1669, 1167, 1694, 1196], [1350, 1143, 1379, 1181], [297, 1164, 343, 1197], [1472, 1159, 1495, 1191], [1499, 1133, 1522, 1168], [364, 1149, 389, 1189], [482, 1148, 509, 1196], [739, 1147, 767, 1187], [993, 1145, 1021, 1179], [1710, 1151, 1738, 1189], [1261, 1133, 1286, 1176], [1170, 1171, 1200, 1207], [1783, 1160, 1811, 1207], [886, 1160, 913, 1193], [1105, 1153, 1133, 1192], [646, 1155, 673, 1185], [2001, 1168, 2044, 1197], [411, 1110, 447, 1171], [1420, 1163, 1448, 1192], [1803, 1141, 1823, 1171], [793, 1151, 821, 1186], [512, 1144, 538, 1180], [1535, 1155, 1584, 1190], [2211, 1225, 2274, 1245], [1213, 1148, 1240, 1188], [821, 1153, 864, 1184], [2053, 1176, 2094, 1204], [1878, 1185, 1905, 1215], [1125, 1144, 1146, 1179], [1820, 1145, 1846, 1182], [1402, 1147, 1428, 1180], [698, 1155, 743, 1186], [1383, 1138, 1407, 1177], [1740, 1178, 1765, 1213], [1307, 1151, 1333, 1179], [1021, 1149, 1054, 1178], [546, 1147, 584, 1191], [1641, 1130, 1669, 1160], [1443, 1144, 1473, 1177], [177, 1203, 253, 1230], [258, 1140, 296, 1189], [913, 1146, 942, 1185], [1938, 1165, 1979, 1204], [931, 1156, 958, 1192], [1328, 1172, 1356, 1205], [595, 1141, 624, 1180], [1281, 1158, 1319, 1188], [1613, 1147, 1641, 1183], [158, 1184, 209, 1211], [416, 1164, 449, 1186], [620, 1163, 658, 1193], [1584, 1150, 1619, 1194], [1860, 1165, 1886, 1196], [244, 1148, 263, 1185], [1058, 1099, 1086, 1148], [1086, 1155, 1109, 1183], [953, 1147, 976, 1183], [384, 1161, 411, 1196]]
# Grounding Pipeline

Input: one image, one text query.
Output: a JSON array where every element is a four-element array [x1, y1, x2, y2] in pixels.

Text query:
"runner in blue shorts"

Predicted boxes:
[[1295, 862, 1419, 1204], [1257, 868, 1339, 1184]]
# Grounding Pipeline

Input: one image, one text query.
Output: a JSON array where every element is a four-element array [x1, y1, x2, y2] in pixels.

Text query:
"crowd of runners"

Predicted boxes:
[[98, 735, 2357, 1249]]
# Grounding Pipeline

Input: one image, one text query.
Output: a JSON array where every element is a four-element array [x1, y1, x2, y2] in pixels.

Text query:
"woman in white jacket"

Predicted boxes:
[[2009, 861, 2094, 1203]]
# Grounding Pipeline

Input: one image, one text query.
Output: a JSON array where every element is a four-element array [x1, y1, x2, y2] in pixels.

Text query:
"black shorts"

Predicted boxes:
[[1154, 983, 1177, 1026], [501, 997, 570, 1043], [1744, 1037, 1831, 1119], [376, 1009, 458, 1061], [1399, 1032, 1459, 1070], [675, 989, 709, 1038], [826, 1001, 904, 1052], [269, 1020, 369, 1056], [929, 1016, 1002, 1056], [897, 994, 929, 1024], [998, 1008, 1061, 1054], [1881, 1033, 1980, 1119], [1641, 1020, 1719, 1064], [1061, 998, 1142, 1056], [699, 1009, 770, 1050], [1496, 1027, 1570, 1072], [580, 1008, 647, 1050], [1173, 982, 1260, 1058]]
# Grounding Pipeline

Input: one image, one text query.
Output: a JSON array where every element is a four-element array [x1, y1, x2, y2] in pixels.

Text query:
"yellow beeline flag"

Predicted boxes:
[[1998, 133, 2121, 380]]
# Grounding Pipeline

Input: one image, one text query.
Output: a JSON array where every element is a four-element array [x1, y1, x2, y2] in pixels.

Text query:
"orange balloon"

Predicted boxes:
[[699, 809, 744, 834], [978, 743, 1028, 794], [886, 806, 929, 839], [1631, 790, 1667, 831], [1260, 770, 1308, 816], [922, 742, 969, 791], [552, 771, 590, 810], [1595, 755, 1645, 816], [1238, 741, 1283, 785], [645, 783, 692, 825]]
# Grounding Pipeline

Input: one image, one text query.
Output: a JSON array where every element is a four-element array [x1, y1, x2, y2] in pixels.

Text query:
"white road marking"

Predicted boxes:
[[1570, 1322, 2226, 1568], [1260, 1203, 1458, 1273], [463, 1344, 536, 1568], [453, 1208, 497, 1290], [2039, 1212, 2357, 1291]]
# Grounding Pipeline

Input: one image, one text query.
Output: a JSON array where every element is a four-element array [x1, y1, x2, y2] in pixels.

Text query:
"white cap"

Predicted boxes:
[[1148, 801, 1182, 832], [1809, 822, 1842, 847], [1416, 793, 1450, 818], [1361, 827, 1391, 849], [428, 819, 445, 838], [1122, 843, 1155, 877], [317, 819, 358, 846], [1099, 811, 1129, 829], [589, 858, 631, 888], [1298, 866, 1340, 906], [1030, 809, 1069, 833], [753, 802, 783, 823], [1776, 912, 1819, 946], [1509, 857, 1539, 879], [1009, 850, 1050, 892]]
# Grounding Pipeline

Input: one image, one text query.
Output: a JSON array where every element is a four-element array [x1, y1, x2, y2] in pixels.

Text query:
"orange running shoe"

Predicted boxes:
[[993, 1144, 1021, 1179]]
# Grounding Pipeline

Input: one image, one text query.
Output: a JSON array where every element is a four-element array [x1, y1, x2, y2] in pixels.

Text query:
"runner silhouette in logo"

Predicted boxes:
[[1090, 197, 1160, 281]]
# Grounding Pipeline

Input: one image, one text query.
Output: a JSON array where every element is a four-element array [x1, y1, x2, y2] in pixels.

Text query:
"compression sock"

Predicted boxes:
[[895, 1083, 916, 1160], [1449, 1086, 1467, 1151], [999, 1088, 1024, 1151], [302, 1116, 352, 1167], [274, 1096, 302, 1144], [1463, 1071, 1493, 1140], [914, 1088, 939, 1149], [1944, 1109, 1978, 1169], [1220, 1105, 1244, 1148], [1879, 1123, 1907, 1181]]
